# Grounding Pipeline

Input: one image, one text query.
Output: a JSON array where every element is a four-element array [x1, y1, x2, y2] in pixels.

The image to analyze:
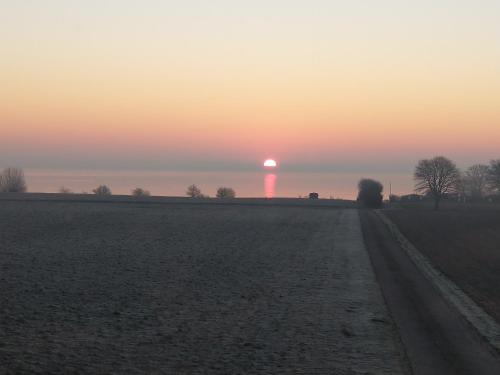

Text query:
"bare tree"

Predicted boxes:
[[186, 184, 202, 198], [414, 156, 460, 210], [488, 159, 500, 194], [462, 164, 490, 200], [93, 185, 112, 196], [455, 172, 467, 202], [132, 187, 150, 197], [216, 186, 236, 198], [357, 178, 383, 208], [0, 167, 27, 193]]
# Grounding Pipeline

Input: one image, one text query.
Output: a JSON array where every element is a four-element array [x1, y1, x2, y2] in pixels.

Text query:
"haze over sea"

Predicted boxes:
[[25, 169, 413, 200]]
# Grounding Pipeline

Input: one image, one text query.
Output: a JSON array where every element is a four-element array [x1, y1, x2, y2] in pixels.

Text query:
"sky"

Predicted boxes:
[[1, 0, 499, 173]]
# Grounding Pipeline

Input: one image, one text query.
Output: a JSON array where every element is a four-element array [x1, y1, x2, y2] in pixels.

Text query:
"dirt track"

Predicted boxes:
[[0, 201, 408, 374], [361, 210, 500, 375], [385, 205, 500, 323]]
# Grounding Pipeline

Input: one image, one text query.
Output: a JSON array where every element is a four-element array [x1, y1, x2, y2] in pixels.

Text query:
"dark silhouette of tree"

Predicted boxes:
[[216, 186, 235, 198], [132, 187, 150, 197], [186, 184, 202, 198], [309, 192, 319, 199], [463, 164, 490, 200], [488, 159, 500, 194], [93, 185, 112, 196], [0, 167, 27, 192], [357, 179, 383, 208], [414, 156, 459, 210]]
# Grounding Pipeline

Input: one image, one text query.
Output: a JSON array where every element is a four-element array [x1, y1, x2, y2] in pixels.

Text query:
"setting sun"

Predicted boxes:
[[264, 159, 277, 168]]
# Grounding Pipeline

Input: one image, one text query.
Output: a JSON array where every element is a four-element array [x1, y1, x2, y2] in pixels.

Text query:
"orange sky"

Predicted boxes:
[[1, 1, 499, 172]]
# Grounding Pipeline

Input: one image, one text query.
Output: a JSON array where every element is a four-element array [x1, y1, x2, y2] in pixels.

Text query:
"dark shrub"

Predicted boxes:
[[132, 187, 150, 197], [186, 184, 202, 198], [357, 179, 383, 208], [216, 187, 235, 198], [93, 185, 112, 196]]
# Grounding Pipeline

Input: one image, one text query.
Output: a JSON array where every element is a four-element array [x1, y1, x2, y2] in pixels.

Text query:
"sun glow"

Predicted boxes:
[[264, 159, 277, 168]]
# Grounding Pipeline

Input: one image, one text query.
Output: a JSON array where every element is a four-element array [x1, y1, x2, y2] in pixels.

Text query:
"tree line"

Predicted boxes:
[[89, 184, 235, 198], [414, 157, 500, 210], [357, 157, 500, 210], [0, 168, 236, 199]]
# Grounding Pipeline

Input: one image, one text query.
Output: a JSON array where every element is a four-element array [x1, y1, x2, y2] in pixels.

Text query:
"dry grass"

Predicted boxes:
[[386, 202, 500, 323]]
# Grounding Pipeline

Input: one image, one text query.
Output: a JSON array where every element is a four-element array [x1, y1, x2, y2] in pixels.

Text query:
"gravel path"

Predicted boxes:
[[0, 201, 408, 374]]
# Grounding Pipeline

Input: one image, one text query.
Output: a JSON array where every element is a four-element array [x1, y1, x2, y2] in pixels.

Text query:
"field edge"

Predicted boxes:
[[376, 210, 500, 354]]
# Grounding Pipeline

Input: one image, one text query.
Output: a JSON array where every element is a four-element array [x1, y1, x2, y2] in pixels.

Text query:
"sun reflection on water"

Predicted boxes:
[[264, 173, 277, 198]]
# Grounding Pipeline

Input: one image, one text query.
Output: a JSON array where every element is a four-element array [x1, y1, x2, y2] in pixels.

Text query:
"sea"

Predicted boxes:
[[23, 169, 415, 200]]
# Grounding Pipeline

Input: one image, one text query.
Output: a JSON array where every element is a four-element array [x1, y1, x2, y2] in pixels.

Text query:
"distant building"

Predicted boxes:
[[309, 192, 319, 199], [389, 194, 400, 203], [400, 194, 422, 202]]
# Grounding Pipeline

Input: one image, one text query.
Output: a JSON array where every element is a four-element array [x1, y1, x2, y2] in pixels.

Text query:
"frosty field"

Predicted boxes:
[[0, 199, 407, 374]]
